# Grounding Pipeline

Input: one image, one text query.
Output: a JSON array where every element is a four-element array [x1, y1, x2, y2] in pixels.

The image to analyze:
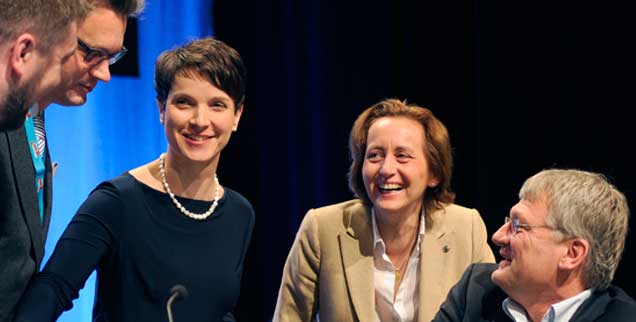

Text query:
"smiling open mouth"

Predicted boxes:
[[379, 183, 403, 192], [499, 247, 513, 264], [184, 134, 211, 141]]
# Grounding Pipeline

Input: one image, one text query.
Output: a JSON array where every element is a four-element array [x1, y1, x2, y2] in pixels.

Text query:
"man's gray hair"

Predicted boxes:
[[519, 169, 630, 290]]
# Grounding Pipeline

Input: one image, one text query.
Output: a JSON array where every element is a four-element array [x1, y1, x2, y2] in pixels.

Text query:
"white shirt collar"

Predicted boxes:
[[502, 289, 593, 322], [30, 103, 41, 116], [370, 207, 426, 322], [371, 207, 426, 252]]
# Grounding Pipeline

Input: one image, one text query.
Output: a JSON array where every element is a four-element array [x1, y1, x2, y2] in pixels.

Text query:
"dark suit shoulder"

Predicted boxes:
[[604, 287, 636, 320], [578, 285, 636, 321], [468, 262, 498, 276], [434, 263, 509, 322], [460, 263, 503, 299], [605, 285, 636, 307]]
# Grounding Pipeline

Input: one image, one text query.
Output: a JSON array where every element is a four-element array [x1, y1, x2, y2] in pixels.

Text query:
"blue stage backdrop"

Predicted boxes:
[[43, 1, 213, 321]]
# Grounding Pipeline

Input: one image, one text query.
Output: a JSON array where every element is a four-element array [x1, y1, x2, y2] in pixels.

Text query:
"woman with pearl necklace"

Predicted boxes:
[[14, 37, 254, 322]]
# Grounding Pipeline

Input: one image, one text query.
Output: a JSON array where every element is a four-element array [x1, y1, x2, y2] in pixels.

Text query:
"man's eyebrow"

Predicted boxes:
[[81, 38, 122, 55]]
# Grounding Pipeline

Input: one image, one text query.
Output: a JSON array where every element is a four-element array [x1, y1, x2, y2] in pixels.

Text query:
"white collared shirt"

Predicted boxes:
[[502, 289, 593, 322], [372, 209, 425, 322]]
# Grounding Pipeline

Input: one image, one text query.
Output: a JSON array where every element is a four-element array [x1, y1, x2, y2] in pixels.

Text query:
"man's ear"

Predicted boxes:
[[9, 33, 37, 78], [559, 237, 589, 271]]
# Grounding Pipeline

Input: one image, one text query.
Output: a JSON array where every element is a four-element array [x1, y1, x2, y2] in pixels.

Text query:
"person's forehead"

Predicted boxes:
[[77, 6, 127, 52], [368, 116, 425, 138], [511, 198, 548, 221]]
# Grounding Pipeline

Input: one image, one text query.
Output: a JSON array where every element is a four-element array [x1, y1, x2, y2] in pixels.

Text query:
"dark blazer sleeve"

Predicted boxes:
[[433, 264, 476, 322], [0, 128, 48, 322], [433, 263, 510, 322]]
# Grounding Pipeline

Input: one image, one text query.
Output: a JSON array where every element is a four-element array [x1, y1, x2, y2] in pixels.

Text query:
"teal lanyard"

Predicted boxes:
[[24, 114, 45, 223]]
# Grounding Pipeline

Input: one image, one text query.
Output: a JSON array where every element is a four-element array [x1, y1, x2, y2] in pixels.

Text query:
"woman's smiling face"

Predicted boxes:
[[161, 74, 242, 165], [362, 116, 437, 217]]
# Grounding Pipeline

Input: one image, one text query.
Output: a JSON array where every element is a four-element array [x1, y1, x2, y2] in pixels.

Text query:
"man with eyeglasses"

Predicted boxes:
[[0, 0, 143, 321], [41, 0, 144, 108], [432, 169, 636, 322]]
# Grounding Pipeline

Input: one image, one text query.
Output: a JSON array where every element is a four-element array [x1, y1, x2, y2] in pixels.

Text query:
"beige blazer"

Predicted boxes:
[[273, 199, 495, 322]]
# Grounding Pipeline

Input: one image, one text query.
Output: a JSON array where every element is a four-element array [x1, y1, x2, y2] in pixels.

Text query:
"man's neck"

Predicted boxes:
[[512, 283, 586, 322], [375, 208, 420, 248], [38, 100, 51, 111], [0, 62, 9, 101], [523, 301, 555, 322]]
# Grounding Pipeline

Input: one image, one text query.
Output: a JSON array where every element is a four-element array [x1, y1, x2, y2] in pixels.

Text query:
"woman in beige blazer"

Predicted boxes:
[[273, 99, 494, 322]]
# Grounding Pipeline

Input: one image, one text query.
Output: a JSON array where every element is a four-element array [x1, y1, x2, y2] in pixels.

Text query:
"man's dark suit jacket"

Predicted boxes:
[[0, 126, 52, 322], [433, 263, 636, 322]]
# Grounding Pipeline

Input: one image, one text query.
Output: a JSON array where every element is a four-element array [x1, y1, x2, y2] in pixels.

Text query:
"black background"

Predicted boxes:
[[129, 1, 636, 320]]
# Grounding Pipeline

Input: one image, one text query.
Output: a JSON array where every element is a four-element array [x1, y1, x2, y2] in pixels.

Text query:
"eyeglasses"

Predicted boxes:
[[504, 216, 553, 236], [77, 38, 128, 66]]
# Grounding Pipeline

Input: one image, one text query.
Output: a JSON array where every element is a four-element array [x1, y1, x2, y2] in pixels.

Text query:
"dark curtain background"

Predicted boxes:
[[211, 1, 636, 320]]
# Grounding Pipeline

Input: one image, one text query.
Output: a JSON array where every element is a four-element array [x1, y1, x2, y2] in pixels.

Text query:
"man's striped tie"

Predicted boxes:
[[33, 115, 46, 155]]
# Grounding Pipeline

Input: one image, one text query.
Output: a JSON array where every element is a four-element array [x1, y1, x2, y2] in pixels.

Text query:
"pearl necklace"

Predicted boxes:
[[158, 153, 221, 220]]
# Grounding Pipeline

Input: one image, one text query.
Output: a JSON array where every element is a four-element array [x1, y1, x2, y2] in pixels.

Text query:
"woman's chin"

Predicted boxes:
[[373, 202, 401, 214], [174, 148, 219, 164]]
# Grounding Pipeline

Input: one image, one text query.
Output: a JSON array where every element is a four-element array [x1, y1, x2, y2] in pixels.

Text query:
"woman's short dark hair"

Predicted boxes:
[[348, 99, 455, 214], [154, 37, 246, 111]]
